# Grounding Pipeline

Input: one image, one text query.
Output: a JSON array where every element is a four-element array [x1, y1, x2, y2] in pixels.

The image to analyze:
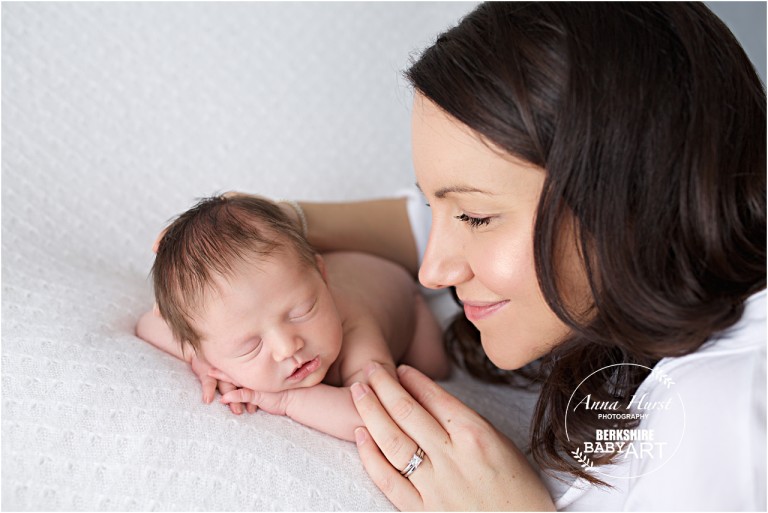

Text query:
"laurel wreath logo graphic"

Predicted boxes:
[[571, 447, 594, 470], [650, 368, 675, 389]]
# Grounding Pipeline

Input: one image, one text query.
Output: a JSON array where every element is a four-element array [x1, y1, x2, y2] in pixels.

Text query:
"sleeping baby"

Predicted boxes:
[[135, 194, 449, 441]]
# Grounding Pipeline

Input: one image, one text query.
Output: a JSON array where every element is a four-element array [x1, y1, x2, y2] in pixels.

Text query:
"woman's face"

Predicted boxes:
[[412, 93, 586, 370]]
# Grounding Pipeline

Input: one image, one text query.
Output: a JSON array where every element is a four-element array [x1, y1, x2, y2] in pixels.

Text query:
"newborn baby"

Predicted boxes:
[[136, 194, 449, 441]]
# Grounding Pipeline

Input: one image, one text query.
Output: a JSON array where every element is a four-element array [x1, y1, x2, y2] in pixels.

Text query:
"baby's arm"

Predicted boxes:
[[221, 384, 362, 442], [135, 309, 252, 413], [136, 308, 193, 362]]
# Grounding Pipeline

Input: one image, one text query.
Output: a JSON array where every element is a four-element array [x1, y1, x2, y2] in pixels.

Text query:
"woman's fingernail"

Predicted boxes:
[[396, 365, 409, 377], [354, 427, 366, 446], [351, 382, 368, 401], [364, 362, 379, 377]]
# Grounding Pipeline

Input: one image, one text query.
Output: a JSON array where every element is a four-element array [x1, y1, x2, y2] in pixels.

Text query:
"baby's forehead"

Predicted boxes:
[[196, 246, 316, 303]]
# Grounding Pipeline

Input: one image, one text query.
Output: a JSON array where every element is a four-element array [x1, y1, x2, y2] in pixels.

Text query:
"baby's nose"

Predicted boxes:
[[272, 334, 304, 362]]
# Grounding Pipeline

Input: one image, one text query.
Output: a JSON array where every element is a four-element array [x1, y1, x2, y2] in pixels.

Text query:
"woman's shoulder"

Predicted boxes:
[[623, 289, 766, 510], [652, 288, 765, 382], [554, 290, 766, 511]]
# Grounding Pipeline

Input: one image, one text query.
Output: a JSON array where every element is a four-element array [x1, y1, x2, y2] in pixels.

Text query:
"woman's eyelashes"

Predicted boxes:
[[455, 213, 492, 228]]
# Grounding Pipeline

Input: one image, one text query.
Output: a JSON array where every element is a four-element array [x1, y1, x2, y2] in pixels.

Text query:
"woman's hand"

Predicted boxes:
[[351, 363, 555, 511]]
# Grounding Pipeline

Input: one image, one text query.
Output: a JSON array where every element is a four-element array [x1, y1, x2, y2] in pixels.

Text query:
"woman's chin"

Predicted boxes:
[[480, 333, 538, 371]]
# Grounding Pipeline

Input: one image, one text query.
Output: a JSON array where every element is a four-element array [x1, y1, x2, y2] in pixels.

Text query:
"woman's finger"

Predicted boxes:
[[396, 365, 477, 430], [352, 381, 422, 473], [364, 363, 450, 453], [152, 228, 168, 253], [354, 427, 424, 512]]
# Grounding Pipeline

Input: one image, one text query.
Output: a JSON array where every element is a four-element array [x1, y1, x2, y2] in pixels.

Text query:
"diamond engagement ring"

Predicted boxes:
[[400, 447, 425, 478]]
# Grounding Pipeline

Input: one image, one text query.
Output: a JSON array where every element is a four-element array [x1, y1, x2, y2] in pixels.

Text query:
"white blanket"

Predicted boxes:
[[2, 3, 546, 510]]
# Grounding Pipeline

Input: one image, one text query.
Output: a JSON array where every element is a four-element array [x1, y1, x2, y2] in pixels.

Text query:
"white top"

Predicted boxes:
[[403, 189, 767, 511]]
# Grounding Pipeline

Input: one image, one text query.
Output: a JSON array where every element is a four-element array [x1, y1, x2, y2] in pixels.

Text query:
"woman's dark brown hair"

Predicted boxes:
[[407, 2, 765, 484]]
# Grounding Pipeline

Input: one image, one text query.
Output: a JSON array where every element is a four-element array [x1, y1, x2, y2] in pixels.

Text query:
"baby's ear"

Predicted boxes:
[[315, 254, 328, 282]]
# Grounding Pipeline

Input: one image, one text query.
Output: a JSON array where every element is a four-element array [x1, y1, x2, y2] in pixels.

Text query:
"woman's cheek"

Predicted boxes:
[[474, 233, 534, 297], [472, 231, 569, 369]]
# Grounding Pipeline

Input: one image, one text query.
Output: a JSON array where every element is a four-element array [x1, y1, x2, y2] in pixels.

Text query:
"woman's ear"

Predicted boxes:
[[315, 253, 328, 282]]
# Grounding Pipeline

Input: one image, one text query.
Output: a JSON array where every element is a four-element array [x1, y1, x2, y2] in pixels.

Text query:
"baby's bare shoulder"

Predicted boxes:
[[323, 251, 417, 330], [323, 251, 413, 288]]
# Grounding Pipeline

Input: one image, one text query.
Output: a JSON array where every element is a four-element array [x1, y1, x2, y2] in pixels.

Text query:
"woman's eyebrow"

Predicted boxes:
[[415, 182, 494, 199]]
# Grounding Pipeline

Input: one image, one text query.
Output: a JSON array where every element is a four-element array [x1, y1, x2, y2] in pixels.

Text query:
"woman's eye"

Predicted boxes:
[[455, 213, 491, 228]]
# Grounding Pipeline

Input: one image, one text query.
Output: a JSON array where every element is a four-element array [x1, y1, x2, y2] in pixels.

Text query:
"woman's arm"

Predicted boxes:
[[155, 195, 419, 276], [290, 199, 420, 277]]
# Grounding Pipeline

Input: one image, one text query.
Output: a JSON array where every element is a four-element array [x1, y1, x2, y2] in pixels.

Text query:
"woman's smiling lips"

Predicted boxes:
[[462, 300, 510, 322], [287, 356, 321, 382]]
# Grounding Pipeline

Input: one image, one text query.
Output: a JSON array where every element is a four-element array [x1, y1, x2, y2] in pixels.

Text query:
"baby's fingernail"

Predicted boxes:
[[364, 362, 379, 377], [354, 427, 367, 446], [351, 382, 368, 401]]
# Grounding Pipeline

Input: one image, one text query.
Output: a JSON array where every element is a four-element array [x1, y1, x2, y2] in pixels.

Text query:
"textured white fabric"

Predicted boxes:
[[0, 3, 542, 511]]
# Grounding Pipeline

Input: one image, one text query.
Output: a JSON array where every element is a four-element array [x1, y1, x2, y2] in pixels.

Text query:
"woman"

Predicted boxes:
[[172, 2, 765, 509], [300, 3, 764, 509]]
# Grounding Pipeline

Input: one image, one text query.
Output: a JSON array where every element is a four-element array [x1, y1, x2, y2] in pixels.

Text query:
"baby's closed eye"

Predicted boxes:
[[237, 339, 262, 358], [288, 298, 317, 321]]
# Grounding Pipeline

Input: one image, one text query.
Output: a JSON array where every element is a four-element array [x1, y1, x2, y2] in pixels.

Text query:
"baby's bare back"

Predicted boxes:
[[323, 251, 417, 366]]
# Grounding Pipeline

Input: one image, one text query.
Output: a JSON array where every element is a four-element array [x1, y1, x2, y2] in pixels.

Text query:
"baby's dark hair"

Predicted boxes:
[[152, 194, 316, 353]]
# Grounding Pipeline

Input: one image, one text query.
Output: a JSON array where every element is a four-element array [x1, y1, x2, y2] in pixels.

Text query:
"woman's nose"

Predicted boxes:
[[271, 332, 304, 362], [418, 221, 472, 290]]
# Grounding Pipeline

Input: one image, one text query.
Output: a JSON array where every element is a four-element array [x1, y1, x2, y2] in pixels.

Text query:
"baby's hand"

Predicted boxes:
[[219, 388, 293, 417], [189, 356, 255, 415], [216, 381, 257, 415]]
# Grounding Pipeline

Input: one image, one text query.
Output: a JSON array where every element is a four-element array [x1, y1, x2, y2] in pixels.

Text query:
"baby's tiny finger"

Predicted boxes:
[[218, 380, 236, 395], [201, 378, 217, 404], [220, 388, 260, 405], [230, 403, 243, 415]]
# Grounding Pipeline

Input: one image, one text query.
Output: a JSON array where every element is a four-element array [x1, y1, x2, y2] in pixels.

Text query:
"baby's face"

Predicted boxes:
[[195, 251, 343, 392]]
